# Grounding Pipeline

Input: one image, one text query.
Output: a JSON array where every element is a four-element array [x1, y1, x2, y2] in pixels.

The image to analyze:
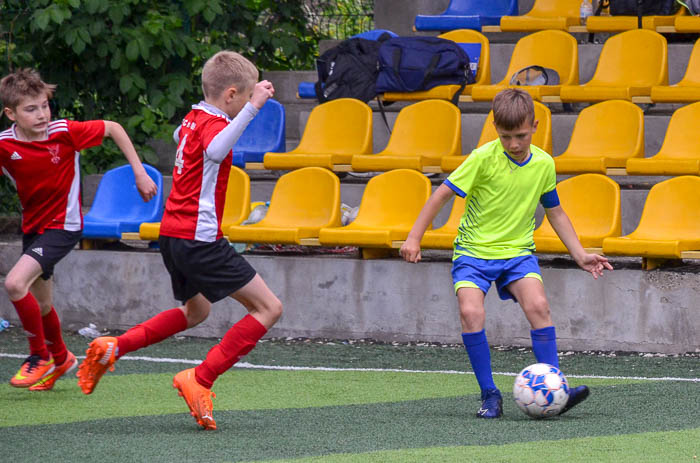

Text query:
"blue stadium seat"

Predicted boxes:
[[231, 98, 286, 167], [297, 82, 317, 99], [82, 164, 164, 239], [297, 29, 399, 100], [414, 0, 518, 31]]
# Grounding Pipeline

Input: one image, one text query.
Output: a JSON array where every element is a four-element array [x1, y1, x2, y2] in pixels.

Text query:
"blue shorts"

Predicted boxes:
[[451, 254, 542, 302]]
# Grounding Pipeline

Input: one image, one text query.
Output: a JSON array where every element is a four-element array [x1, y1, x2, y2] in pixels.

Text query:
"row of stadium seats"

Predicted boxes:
[[414, 0, 700, 33], [386, 29, 697, 104], [123, 167, 700, 267], [261, 97, 700, 176], [301, 29, 700, 104]]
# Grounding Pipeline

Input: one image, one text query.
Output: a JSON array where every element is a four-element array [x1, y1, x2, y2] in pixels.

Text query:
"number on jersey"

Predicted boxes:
[[175, 134, 188, 174]]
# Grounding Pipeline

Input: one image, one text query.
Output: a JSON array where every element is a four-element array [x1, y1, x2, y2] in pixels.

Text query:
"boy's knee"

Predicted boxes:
[[523, 296, 550, 318], [183, 304, 210, 328], [4, 275, 28, 301], [265, 297, 283, 323]]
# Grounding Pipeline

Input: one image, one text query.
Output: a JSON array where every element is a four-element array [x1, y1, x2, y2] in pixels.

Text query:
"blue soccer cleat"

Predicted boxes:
[[559, 385, 590, 415], [477, 388, 503, 418]]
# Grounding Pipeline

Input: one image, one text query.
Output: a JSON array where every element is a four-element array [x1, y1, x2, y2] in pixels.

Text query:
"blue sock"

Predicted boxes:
[[530, 326, 559, 368], [462, 330, 497, 393]]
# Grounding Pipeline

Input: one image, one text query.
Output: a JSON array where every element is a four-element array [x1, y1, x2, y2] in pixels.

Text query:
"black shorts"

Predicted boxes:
[[22, 229, 82, 280], [159, 236, 257, 304]]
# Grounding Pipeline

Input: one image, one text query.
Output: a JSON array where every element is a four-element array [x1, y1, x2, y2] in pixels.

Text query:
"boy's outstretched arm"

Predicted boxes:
[[103, 121, 158, 202], [400, 184, 454, 263], [545, 205, 613, 279]]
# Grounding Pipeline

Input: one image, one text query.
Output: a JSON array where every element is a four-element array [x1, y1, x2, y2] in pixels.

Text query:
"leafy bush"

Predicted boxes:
[[1, 0, 321, 171]]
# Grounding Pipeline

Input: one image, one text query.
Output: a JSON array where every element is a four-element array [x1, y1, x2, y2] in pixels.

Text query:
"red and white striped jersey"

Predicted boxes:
[[0, 119, 105, 233], [159, 103, 234, 242]]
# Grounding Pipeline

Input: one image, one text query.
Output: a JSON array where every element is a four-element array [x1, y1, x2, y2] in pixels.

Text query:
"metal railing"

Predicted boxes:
[[303, 0, 374, 39]]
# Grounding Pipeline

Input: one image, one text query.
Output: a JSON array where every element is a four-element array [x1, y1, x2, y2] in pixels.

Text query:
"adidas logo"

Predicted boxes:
[[10, 152, 22, 160], [31, 247, 43, 256]]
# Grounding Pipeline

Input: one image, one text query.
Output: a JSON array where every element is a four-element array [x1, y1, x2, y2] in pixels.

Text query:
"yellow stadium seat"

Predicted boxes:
[[554, 100, 644, 174], [440, 100, 552, 172], [263, 99, 372, 170], [382, 29, 490, 102], [318, 169, 432, 248], [420, 195, 466, 249], [602, 176, 700, 259], [351, 100, 461, 172], [227, 167, 341, 245], [471, 30, 578, 102], [559, 30, 667, 102], [138, 166, 250, 241], [626, 102, 700, 175], [533, 174, 621, 253], [674, 15, 700, 32], [499, 0, 582, 32], [585, 7, 684, 32], [650, 38, 700, 103]]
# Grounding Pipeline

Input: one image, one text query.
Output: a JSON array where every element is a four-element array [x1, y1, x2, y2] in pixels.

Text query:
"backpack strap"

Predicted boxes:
[[377, 98, 392, 134], [637, 0, 643, 28], [421, 55, 441, 89]]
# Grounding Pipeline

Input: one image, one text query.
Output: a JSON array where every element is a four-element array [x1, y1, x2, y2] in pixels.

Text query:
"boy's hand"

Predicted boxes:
[[577, 253, 613, 279], [135, 172, 157, 202], [400, 238, 422, 263], [250, 80, 275, 109]]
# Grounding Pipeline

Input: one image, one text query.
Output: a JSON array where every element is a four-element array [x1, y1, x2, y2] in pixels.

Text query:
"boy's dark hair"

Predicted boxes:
[[492, 88, 535, 130], [0, 68, 56, 110]]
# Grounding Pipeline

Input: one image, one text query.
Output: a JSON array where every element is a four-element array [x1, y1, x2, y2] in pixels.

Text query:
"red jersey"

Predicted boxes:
[[159, 103, 233, 242], [0, 120, 105, 234]]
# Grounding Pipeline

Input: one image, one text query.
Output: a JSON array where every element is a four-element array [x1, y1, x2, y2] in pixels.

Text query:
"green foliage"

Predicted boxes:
[[0, 0, 321, 172], [0, 176, 20, 216]]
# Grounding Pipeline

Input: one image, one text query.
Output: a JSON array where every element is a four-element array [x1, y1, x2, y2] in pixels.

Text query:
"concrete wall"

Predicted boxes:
[[0, 242, 697, 353]]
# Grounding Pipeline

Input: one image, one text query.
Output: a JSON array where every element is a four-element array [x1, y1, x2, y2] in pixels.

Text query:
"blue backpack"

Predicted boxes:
[[375, 36, 475, 105]]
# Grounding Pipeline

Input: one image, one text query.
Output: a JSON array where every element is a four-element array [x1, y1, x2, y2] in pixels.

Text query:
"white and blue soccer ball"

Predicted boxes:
[[513, 363, 570, 418]]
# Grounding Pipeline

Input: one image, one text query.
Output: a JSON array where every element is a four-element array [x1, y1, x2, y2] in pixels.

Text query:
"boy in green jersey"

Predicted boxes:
[[400, 89, 612, 418]]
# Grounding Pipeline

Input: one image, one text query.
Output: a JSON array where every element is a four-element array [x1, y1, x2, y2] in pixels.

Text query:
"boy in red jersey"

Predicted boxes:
[[77, 51, 282, 430], [0, 68, 157, 391]]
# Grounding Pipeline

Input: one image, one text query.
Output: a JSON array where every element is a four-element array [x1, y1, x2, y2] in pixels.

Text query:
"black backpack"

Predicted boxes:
[[375, 36, 475, 105], [314, 37, 384, 103], [607, 0, 679, 15]]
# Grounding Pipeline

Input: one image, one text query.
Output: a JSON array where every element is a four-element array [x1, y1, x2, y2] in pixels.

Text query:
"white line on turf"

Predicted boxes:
[[1, 352, 698, 382]]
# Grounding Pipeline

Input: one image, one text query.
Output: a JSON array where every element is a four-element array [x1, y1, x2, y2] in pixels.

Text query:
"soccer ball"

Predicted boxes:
[[513, 363, 570, 418]]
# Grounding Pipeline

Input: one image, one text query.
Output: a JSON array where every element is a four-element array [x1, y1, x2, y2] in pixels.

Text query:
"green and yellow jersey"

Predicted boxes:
[[444, 139, 559, 260]]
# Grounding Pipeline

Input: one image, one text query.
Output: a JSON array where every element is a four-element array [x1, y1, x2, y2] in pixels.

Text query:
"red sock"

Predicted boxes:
[[42, 307, 67, 365], [116, 308, 188, 357], [195, 314, 267, 389], [12, 293, 50, 360]]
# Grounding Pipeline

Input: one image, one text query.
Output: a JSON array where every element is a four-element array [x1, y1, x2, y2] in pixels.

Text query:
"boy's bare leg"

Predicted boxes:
[[230, 274, 283, 328], [457, 287, 486, 333], [506, 277, 552, 330]]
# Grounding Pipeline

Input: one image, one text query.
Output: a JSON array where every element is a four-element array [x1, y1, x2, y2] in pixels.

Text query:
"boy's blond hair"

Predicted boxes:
[[0, 68, 56, 110], [492, 88, 535, 131], [201, 51, 259, 99]]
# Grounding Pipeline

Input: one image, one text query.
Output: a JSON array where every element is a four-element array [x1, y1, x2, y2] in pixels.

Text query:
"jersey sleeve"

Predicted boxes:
[[539, 157, 560, 208], [67, 120, 106, 151], [444, 150, 483, 198]]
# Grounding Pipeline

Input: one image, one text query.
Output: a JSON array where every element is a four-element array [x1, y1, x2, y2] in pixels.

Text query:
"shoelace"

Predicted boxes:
[[22, 355, 42, 373]]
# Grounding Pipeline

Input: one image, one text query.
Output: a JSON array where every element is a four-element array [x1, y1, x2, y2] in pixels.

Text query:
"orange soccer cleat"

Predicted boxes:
[[29, 351, 78, 391], [172, 368, 217, 430], [10, 354, 55, 388], [77, 336, 118, 394]]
